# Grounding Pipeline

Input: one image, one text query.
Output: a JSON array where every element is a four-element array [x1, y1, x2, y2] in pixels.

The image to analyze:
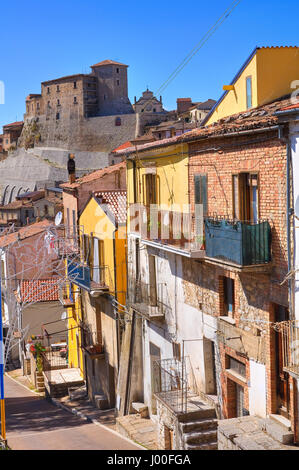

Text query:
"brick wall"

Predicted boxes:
[[185, 131, 289, 420]]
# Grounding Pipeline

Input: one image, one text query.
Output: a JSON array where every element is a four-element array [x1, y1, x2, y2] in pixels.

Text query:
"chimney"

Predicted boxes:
[[177, 98, 192, 114]]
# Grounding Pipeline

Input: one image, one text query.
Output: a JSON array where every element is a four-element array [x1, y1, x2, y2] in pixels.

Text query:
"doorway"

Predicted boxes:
[[149, 342, 161, 415], [274, 304, 291, 419]]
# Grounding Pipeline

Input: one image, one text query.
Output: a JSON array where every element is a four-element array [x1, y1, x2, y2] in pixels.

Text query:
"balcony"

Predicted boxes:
[[204, 218, 271, 271], [280, 321, 299, 377], [129, 205, 205, 259], [128, 281, 170, 321], [59, 285, 75, 308], [82, 343, 105, 360], [67, 259, 110, 294]]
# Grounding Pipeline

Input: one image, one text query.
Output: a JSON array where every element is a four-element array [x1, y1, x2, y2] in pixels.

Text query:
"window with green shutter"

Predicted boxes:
[[194, 174, 208, 216]]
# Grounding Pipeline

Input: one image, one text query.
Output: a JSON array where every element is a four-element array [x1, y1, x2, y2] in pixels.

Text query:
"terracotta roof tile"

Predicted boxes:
[[91, 60, 128, 68], [0, 219, 52, 248], [94, 190, 127, 224], [60, 161, 125, 190], [20, 279, 59, 303]]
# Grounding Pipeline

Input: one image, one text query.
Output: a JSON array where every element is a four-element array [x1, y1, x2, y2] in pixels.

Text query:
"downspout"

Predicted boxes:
[[279, 125, 294, 319], [113, 229, 120, 370]]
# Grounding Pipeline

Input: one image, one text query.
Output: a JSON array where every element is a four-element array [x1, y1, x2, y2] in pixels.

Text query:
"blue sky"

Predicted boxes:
[[1, 0, 299, 130]]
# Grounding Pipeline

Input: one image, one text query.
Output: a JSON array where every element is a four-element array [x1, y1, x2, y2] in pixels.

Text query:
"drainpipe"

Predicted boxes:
[[280, 126, 294, 320], [113, 229, 120, 369]]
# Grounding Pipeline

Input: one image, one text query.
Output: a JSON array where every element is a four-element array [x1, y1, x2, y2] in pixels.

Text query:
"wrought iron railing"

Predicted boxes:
[[128, 204, 205, 252], [279, 321, 299, 375], [127, 280, 170, 318], [153, 357, 188, 414], [205, 217, 271, 266]]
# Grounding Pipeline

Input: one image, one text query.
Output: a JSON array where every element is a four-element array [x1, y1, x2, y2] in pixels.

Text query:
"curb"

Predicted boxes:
[[49, 396, 146, 450], [5, 373, 44, 397], [5, 372, 145, 450]]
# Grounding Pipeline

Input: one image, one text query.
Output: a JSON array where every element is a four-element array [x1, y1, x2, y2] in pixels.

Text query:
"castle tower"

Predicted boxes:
[[90, 60, 134, 116]]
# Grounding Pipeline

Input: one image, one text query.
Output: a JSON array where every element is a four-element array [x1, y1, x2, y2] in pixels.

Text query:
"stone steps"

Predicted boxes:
[[184, 429, 218, 445], [180, 418, 218, 433], [185, 441, 218, 451], [178, 408, 216, 423], [263, 416, 294, 445]]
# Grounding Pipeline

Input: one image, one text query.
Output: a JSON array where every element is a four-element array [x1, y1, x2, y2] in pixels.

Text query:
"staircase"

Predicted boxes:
[[179, 408, 218, 450]]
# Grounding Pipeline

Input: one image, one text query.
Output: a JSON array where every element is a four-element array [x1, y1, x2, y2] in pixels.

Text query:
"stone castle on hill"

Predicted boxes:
[[0, 59, 170, 204]]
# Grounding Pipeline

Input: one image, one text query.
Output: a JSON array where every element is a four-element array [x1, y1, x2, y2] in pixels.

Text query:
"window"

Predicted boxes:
[[103, 94, 106, 100], [74, 81, 77, 89], [145, 173, 157, 206], [172, 342, 181, 361], [115, 117, 121, 126], [56, 112, 60, 120], [44, 205, 48, 215], [149, 254, 157, 306], [233, 173, 259, 222], [74, 97, 77, 104], [246, 76, 252, 109], [223, 277, 234, 316], [47, 101, 50, 108], [37, 102, 40, 110], [153, 108, 156, 113], [226, 356, 246, 377], [47, 87, 50, 94], [57, 99, 60, 106], [117, 79, 120, 86], [57, 85, 60, 92], [116, 68, 119, 74], [194, 174, 208, 216]]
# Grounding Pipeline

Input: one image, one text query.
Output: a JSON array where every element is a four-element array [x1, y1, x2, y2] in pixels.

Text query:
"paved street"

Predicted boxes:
[[4, 375, 141, 450]]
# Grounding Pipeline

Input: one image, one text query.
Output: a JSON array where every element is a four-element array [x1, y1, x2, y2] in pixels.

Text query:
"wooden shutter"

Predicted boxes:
[[194, 174, 208, 216]]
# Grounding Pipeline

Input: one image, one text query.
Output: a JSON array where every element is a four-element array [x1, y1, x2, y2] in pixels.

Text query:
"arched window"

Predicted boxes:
[[115, 117, 121, 127]]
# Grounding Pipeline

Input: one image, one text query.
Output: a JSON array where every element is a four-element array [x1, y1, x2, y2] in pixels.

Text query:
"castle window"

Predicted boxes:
[[74, 97, 77, 104], [117, 80, 120, 86], [47, 87, 50, 94], [115, 117, 121, 126], [74, 81, 77, 89], [37, 102, 40, 110], [56, 112, 60, 120], [57, 85, 60, 92], [57, 99, 60, 106], [141, 109, 144, 113], [47, 101, 50, 108], [153, 108, 156, 112], [116, 68, 119, 73]]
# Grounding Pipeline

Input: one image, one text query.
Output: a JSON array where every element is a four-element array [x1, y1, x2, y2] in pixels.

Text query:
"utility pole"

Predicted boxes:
[[0, 270, 6, 442]]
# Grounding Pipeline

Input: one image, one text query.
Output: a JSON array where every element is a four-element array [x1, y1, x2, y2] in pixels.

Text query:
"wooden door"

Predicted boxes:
[[275, 304, 291, 418], [150, 342, 161, 414]]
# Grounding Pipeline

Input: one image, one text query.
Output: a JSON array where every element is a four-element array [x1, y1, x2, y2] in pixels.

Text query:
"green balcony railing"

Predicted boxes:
[[205, 218, 271, 266]]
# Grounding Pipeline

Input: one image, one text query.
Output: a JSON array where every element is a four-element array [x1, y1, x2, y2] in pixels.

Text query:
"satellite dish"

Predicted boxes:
[[61, 311, 67, 321], [55, 211, 63, 226]]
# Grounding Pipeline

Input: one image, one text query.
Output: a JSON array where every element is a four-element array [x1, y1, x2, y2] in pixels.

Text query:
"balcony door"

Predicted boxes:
[[274, 304, 291, 419], [91, 237, 104, 284], [233, 173, 259, 223]]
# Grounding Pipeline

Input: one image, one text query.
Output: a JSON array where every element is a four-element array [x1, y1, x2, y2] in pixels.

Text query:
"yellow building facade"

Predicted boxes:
[[205, 46, 299, 125], [66, 190, 127, 406]]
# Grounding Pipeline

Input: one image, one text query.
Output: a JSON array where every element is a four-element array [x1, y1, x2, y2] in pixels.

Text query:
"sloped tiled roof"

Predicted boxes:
[[20, 279, 59, 303], [3, 121, 23, 129], [91, 59, 128, 68], [111, 141, 133, 153], [116, 95, 292, 157], [60, 161, 125, 190], [179, 95, 291, 142], [94, 190, 127, 224], [0, 219, 52, 248]]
